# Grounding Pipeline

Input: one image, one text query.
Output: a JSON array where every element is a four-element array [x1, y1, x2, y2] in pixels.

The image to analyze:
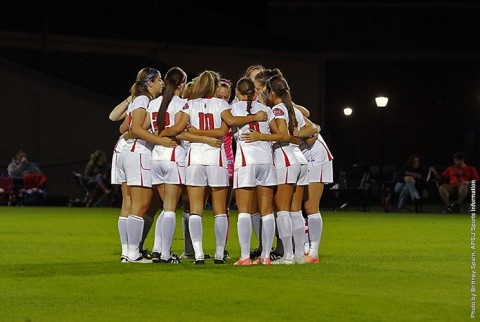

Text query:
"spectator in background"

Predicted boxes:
[[83, 149, 111, 207], [430, 152, 479, 213], [7, 150, 41, 178], [394, 153, 427, 212]]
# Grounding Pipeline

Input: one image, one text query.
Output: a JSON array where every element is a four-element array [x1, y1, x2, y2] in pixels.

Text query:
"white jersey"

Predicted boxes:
[[151, 95, 187, 163], [123, 95, 155, 154], [271, 103, 301, 168], [300, 133, 334, 165], [231, 100, 274, 168], [291, 108, 308, 165], [113, 135, 127, 153], [181, 97, 230, 166]]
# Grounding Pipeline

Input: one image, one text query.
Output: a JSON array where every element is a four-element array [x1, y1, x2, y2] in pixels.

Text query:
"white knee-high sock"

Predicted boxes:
[[276, 211, 293, 259], [152, 210, 164, 254], [127, 215, 144, 260], [189, 214, 204, 260], [260, 214, 275, 259], [307, 212, 323, 258], [214, 214, 228, 260], [118, 216, 128, 258], [290, 211, 306, 259], [160, 211, 176, 260], [183, 212, 194, 255], [251, 212, 261, 245], [237, 213, 252, 260]]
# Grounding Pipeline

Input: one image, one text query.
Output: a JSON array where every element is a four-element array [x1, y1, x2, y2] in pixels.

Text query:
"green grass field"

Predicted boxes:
[[0, 207, 473, 321]]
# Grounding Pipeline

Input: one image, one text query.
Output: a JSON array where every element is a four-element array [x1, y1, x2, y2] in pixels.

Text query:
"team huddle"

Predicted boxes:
[[109, 65, 333, 266]]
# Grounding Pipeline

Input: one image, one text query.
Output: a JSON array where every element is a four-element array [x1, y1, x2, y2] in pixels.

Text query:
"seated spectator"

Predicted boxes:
[[394, 154, 427, 212], [83, 150, 111, 207], [7, 150, 41, 178], [430, 152, 479, 213]]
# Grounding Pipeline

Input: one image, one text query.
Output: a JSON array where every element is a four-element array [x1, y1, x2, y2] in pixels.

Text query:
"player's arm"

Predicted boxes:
[[160, 112, 189, 137], [177, 132, 222, 148], [187, 122, 229, 138], [241, 118, 290, 143], [109, 96, 132, 121], [294, 117, 318, 138], [130, 108, 176, 147], [221, 109, 267, 127]]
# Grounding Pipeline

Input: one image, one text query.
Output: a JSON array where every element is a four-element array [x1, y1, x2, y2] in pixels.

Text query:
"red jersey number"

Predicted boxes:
[[199, 112, 214, 130], [249, 121, 260, 132]]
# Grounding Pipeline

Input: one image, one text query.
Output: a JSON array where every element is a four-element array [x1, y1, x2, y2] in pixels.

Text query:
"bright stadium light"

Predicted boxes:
[[375, 96, 389, 108], [343, 107, 353, 116]]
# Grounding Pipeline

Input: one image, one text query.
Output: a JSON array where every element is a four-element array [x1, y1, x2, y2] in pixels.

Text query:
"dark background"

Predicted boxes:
[[1, 0, 479, 190]]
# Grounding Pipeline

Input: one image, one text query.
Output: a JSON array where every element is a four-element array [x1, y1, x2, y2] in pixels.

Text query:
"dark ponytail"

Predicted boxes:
[[236, 77, 256, 114], [156, 67, 187, 131], [267, 75, 297, 134]]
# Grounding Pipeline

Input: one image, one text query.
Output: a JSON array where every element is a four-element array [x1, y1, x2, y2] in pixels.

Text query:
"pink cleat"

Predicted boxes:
[[252, 257, 271, 266], [305, 254, 320, 264], [234, 257, 252, 266]]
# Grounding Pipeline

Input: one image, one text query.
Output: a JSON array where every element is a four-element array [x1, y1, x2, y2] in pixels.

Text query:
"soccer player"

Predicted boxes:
[[232, 77, 288, 265], [118, 67, 175, 263], [161, 70, 267, 264], [301, 126, 333, 263], [244, 74, 316, 264]]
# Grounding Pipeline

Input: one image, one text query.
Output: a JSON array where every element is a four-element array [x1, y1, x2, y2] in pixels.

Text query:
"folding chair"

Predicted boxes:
[[0, 176, 14, 206], [18, 173, 47, 206]]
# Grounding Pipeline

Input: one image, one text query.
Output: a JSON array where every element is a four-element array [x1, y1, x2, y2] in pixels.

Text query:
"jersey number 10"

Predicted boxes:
[[199, 112, 215, 130]]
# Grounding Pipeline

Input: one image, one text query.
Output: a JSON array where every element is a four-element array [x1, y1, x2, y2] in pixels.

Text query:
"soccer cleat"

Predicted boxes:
[[179, 252, 195, 259], [269, 251, 283, 261], [271, 257, 295, 265], [120, 255, 128, 263], [194, 259, 205, 265], [252, 257, 271, 266], [249, 248, 261, 260], [204, 254, 212, 259], [214, 258, 226, 264], [224, 249, 231, 260], [234, 257, 252, 266], [451, 202, 461, 213], [305, 254, 320, 264], [141, 249, 152, 260], [443, 206, 453, 214], [151, 252, 161, 263], [158, 257, 181, 264], [127, 256, 152, 264]]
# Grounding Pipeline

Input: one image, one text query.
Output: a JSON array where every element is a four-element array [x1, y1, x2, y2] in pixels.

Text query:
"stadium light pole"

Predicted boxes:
[[375, 96, 388, 180], [343, 107, 353, 164]]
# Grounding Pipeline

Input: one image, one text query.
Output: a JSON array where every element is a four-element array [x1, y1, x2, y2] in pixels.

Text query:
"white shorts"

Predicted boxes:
[[151, 160, 185, 185], [308, 161, 334, 183], [111, 151, 126, 185], [185, 165, 229, 187], [233, 164, 277, 189], [276, 164, 308, 186], [122, 151, 152, 187]]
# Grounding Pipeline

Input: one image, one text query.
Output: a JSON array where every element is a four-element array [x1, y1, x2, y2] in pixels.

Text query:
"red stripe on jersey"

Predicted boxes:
[[140, 154, 144, 187], [131, 139, 137, 152], [240, 145, 246, 167], [281, 147, 291, 167], [319, 141, 333, 161], [187, 150, 191, 166], [285, 167, 289, 184], [170, 147, 176, 162], [219, 150, 223, 167]]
